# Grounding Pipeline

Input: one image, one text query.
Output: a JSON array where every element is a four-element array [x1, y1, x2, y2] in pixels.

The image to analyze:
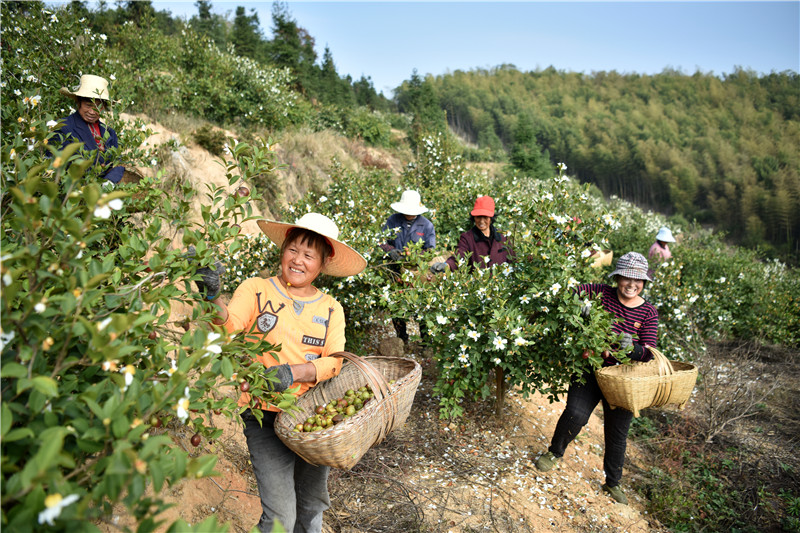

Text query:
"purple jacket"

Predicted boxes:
[[446, 226, 513, 271]]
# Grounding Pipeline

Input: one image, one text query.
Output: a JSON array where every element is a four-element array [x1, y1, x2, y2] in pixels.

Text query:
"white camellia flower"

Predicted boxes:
[[176, 387, 191, 421], [34, 302, 46, 313], [514, 337, 528, 346], [93, 205, 111, 219], [120, 365, 135, 391], [549, 283, 562, 295], [38, 493, 79, 525], [493, 357, 502, 365], [492, 336, 507, 351], [467, 330, 480, 341], [46, 120, 58, 128], [436, 315, 448, 325]]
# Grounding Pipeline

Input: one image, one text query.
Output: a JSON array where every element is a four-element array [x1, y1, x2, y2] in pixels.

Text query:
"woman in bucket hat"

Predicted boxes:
[[56, 74, 125, 185], [430, 195, 513, 274], [201, 213, 366, 533], [648, 226, 676, 261], [534, 252, 659, 505], [380, 189, 436, 344]]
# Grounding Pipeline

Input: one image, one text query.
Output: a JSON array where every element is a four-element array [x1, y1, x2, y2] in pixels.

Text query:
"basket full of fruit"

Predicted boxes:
[[274, 351, 422, 469]]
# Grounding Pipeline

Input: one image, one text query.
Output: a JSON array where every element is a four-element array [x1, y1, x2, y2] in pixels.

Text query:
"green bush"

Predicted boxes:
[[192, 125, 228, 157], [1, 31, 297, 526]]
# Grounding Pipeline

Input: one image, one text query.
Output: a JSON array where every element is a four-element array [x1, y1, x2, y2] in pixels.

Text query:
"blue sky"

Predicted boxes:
[[150, 1, 799, 96]]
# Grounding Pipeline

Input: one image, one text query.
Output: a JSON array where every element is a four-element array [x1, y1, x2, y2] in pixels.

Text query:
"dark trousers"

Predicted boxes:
[[548, 371, 633, 487], [241, 409, 330, 533], [392, 317, 428, 344]]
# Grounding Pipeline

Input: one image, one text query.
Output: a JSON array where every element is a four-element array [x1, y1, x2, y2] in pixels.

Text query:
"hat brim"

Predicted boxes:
[[391, 201, 428, 216], [59, 87, 118, 104], [257, 219, 367, 277], [470, 208, 495, 217], [608, 268, 653, 282]]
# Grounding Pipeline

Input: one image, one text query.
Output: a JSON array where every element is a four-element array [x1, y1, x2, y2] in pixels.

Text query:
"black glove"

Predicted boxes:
[[388, 249, 403, 262], [187, 246, 226, 301], [429, 262, 448, 274], [266, 364, 294, 392]]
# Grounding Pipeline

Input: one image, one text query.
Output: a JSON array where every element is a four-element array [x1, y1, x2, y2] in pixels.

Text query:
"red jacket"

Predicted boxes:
[[446, 226, 513, 271]]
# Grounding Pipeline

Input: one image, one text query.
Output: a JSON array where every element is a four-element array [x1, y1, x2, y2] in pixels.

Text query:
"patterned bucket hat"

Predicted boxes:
[[608, 251, 652, 281]]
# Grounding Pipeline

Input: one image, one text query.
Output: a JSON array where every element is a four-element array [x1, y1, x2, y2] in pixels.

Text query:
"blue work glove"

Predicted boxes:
[[186, 246, 226, 301], [429, 262, 448, 274], [388, 249, 403, 262], [265, 364, 294, 392]]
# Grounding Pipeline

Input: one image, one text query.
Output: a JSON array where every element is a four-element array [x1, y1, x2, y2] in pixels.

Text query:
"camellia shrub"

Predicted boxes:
[[1, 17, 299, 525]]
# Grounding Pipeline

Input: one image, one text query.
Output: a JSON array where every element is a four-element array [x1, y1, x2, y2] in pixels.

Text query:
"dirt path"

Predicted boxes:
[[101, 339, 668, 533]]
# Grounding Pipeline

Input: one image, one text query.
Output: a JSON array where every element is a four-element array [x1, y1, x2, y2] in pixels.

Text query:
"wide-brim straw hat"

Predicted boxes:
[[655, 226, 676, 243], [59, 74, 115, 103], [257, 213, 367, 277], [608, 251, 652, 281], [391, 190, 428, 216]]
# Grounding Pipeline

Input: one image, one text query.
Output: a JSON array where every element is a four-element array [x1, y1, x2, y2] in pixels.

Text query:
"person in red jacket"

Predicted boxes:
[[430, 195, 513, 274]]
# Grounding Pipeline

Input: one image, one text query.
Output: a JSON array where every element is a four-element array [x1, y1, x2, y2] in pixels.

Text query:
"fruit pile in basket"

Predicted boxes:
[[293, 381, 397, 433]]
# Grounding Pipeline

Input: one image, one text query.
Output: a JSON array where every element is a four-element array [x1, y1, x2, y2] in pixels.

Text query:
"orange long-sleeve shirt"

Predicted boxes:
[[220, 276, 345, 410]]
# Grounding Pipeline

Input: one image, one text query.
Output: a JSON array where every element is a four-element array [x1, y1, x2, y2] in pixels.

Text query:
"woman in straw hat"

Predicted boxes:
[[534, 251, 659, 505], [648, 226, 676, 262], [56, 74, 124, 184], [430, 195, 513, 274], [380, 189, 436, 345], [199, 213, 366, 533]]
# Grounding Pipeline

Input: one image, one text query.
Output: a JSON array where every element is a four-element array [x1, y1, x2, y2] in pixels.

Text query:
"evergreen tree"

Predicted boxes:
[[231, 6, 262, 61], [510, 113, 553, 178]]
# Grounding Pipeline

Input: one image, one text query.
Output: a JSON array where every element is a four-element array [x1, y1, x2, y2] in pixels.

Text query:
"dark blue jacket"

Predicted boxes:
[[381, 213, 436, 251], [56, 112, 124, 184]]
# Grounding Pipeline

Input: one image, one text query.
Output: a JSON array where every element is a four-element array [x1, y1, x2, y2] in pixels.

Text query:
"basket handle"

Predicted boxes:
[[648, 346, 674, 406], [330, 351, 396, 438]]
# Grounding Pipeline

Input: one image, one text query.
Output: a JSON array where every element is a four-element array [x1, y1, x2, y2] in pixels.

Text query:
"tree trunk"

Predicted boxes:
[[495, 366, 506, 416]]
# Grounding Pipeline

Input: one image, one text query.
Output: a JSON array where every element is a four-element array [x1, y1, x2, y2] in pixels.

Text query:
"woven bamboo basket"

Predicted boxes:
[[590, 249, 614, 268], [595, 347, 698, 417], [274, 352, 422, 469]]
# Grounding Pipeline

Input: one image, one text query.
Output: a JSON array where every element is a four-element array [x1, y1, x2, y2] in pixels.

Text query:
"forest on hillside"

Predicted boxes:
[[406, 66, 800, 259], [3, 0, 800, 261]]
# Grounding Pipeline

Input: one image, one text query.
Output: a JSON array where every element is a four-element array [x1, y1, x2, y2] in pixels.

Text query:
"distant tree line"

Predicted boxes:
[[418, 65, 800, 259]]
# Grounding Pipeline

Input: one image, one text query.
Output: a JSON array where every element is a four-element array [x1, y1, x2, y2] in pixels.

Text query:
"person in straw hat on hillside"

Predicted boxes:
[[534, 251, 660, 505], [194, 212, 366, 533], [648, 226, 676, 262], [429, 195, 513, 274], [56, 74, 124, 185], [380, 189, 437, 345]]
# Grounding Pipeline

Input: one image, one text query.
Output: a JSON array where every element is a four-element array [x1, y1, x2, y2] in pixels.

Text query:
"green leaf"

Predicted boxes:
[[1, 362, 27, 378], [1, 403, 13, 436], [3, 427, 35, 443], [31, 376, 59, 397]]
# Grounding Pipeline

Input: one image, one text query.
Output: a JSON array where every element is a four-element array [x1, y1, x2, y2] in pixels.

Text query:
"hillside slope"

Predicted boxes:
[[100, 118, 665, 532]]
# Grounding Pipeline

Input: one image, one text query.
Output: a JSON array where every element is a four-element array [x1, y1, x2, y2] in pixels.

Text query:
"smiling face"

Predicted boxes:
[[616, 275, 645, 305], [77, 98, 106, 124], [473, 216, 492, 236], [279, 229, 332, 296]]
